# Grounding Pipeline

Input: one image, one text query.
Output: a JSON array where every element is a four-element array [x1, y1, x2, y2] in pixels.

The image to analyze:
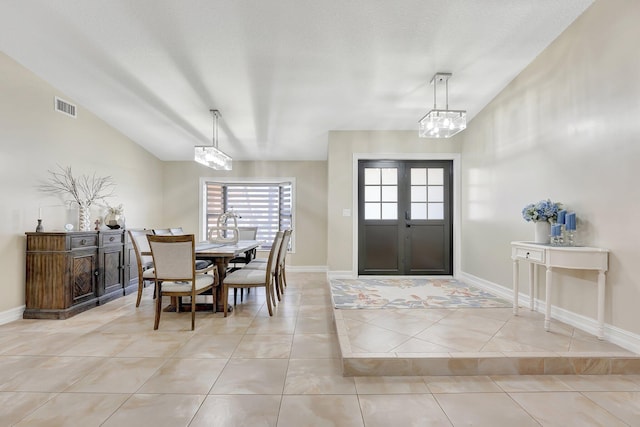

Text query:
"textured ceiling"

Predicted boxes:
[[0, 0, 593, 161]]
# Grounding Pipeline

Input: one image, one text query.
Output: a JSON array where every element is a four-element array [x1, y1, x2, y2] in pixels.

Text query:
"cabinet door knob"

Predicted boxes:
[[94, 270, 99, 276], [526, 252, 530, 259], [81, 239, 86, 245], [109, 236, 115, 242]]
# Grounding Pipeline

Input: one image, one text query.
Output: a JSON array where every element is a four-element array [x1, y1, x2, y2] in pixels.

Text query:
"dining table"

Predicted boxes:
[[144, 239, 261, 313]]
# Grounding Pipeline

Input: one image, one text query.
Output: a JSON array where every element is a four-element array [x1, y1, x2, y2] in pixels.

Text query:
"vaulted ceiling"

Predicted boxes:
[[0, 0, 593, 161]]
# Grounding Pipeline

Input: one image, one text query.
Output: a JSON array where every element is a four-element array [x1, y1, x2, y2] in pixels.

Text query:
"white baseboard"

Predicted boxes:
[[0, 305, 24, 325], [287, 265, 328, 273], [327, 271, 356, 279], [460, 271, 640, 354]]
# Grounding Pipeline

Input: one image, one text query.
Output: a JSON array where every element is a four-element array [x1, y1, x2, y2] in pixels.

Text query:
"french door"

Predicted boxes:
[[357, 160, 453, 275]]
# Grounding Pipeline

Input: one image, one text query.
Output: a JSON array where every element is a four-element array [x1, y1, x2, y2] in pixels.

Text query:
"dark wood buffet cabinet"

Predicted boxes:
[[24, 230, 139, 319]]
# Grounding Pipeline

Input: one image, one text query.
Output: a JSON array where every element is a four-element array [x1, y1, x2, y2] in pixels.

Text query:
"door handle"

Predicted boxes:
[[406, 224, 411, 228]]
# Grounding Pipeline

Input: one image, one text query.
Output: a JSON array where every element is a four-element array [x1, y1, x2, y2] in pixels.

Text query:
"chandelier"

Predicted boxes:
[[418, 72, 467, 138], [194, 109, 232, 170]]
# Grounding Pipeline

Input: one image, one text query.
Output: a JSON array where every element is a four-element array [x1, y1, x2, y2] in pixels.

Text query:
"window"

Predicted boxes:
[[363, 167, 398, 220], [202, 180, 294, 250], [410, 167, 444, 220]]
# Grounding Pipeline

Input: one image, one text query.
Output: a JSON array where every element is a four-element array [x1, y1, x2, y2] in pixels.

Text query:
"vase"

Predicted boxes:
[[104, 211, 125, 229], [534, 221, 551, 244], [78, 201, 91, 232]]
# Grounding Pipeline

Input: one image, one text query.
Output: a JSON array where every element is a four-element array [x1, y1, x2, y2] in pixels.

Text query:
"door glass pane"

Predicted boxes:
[[365, 203, 380, 220], [381, 203, 397, 219], [427, 186, 444, 202], [381, 168, 397, 185], [428, 203, 444, 219], [381, 186, 397, 202], [411, 203, 427, 219], [411, 168, 427, 185], [428, 168, 444, 185], [365, 186, 380, 202], [364, 167, 397, 220], [411, 186, 427, 202], [364, 168, 380, 185]]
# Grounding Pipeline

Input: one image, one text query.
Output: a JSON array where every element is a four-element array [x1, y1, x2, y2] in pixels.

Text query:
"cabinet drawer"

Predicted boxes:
[[71, 235, 98, 249], [100, 231, 124, 247], [514, 247, 545, 263]]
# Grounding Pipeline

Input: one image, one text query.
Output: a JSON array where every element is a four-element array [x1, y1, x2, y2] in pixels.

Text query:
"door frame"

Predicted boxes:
[[351, 152, 461, 278]]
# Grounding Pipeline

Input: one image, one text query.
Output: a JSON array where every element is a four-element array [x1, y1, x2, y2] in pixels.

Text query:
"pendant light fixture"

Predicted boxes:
[[418, 72, 467, 138], [194, 109, 232, 170]]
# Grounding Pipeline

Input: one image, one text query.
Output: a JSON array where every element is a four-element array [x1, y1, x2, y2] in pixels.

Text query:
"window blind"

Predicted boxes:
[[205, 181, 293, 249]]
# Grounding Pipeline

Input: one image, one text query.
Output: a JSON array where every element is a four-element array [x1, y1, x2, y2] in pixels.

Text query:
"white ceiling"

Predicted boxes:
[[1, 0, 593, 162]]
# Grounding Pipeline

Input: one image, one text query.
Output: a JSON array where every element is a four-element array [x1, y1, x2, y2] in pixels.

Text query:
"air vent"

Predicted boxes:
[[54, 96, 77, 118]]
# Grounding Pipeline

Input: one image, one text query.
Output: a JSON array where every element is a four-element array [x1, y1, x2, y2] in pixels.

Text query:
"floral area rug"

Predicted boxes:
[[330, 278, 512, 309]]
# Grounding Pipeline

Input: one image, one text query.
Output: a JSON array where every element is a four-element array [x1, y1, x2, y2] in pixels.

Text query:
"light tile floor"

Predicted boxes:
[[0, 272, 639, 426], [335, 294, 640, 376]]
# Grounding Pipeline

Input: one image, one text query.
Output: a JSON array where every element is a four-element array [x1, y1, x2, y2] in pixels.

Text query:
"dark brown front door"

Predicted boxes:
[[358, 160, 453, 275]]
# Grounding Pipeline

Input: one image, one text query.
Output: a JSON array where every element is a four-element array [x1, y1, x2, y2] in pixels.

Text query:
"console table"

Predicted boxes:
[[511, 241, 609, 339]]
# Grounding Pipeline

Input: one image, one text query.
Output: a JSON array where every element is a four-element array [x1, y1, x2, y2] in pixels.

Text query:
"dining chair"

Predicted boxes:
[[147, 234, 218, 330], [242, 229, 285, 307], [128, 229, 156, 307], [228, 226, 259, 303], [158, 227, 213, 269], [222, 231, 283, 317], [244, 229, 291, 302], [274, 228, 292, 299], [152, 228, 172, 235], [229, 226, 258, 270]]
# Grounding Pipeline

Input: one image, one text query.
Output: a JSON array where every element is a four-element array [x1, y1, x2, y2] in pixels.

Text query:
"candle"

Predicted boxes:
[[566, 212, 576, 231], [557, 210, 566, 225], [551, 224, 562, 237], [38, 207, 42, 219]]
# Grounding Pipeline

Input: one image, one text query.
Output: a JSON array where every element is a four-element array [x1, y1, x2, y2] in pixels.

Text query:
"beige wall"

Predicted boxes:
[[460, 0, 640, 335], [327, 131, 462, 272], [0, 52, 164, 314], [162, 160, 328, 268]]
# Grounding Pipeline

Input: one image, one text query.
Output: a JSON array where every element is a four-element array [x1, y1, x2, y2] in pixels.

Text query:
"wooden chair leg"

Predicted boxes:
[[154, 282, 162, 330], [271, 277, 278, 307], [265, 283, 273, 316], [275, 271, 282, 301], [191, 293, 196, 330], [136, 277, 144, 307], [223, 285, 229, 317]]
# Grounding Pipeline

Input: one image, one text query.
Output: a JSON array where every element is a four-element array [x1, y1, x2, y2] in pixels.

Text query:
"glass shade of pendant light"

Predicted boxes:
[[418, 72, 467, 138], [194, 109, 232, 170]]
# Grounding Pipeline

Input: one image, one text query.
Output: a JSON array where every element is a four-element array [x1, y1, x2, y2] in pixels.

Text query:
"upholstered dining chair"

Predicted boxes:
[[274, 228, 292, 300], [152, 228, 172, 235], [156, 227, 214, 269], [241, 229, 285, 306], [128, 229, 156, 307], [245, 229, 292, 302], [147, 234, 218, 330], [222, 231, 283, 317], [228, 226, 258, 271], [227, 226, 259, 302]]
